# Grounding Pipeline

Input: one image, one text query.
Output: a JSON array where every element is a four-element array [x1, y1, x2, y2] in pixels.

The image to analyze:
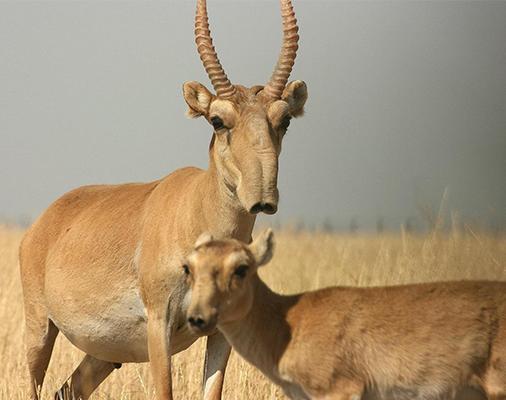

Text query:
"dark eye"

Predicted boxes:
[[279, 115, 291, 130], [210, 116, 225, 131], [234, 264, 249, 279], [182, 264, 190, 275]]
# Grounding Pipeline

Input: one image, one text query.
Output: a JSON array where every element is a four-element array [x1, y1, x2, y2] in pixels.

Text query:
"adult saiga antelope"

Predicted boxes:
[[19, 1, 307, 399], [186, 230, 506, 400]]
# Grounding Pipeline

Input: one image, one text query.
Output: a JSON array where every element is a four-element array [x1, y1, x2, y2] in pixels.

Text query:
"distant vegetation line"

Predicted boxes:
[[2, 212, 505, 234]]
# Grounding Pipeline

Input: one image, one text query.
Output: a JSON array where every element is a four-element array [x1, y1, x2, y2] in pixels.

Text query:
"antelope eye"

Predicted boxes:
[[210, 116, 225, 131], [279, 115, 291, 130], [182, 264, 190, 275], [234, 264, 249, 279]]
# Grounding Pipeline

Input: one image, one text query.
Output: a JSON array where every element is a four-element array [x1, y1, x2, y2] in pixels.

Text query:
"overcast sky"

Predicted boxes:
[[1, 0, 505, 230]]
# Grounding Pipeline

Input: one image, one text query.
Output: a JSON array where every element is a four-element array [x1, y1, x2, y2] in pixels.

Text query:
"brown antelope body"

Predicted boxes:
[[186, 230, 506, 400], [19, 1, 307, 399]]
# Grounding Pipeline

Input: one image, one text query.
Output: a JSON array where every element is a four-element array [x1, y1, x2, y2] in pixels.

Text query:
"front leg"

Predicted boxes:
[[203, 331, 232, 400], [147, 296, 176, 400]]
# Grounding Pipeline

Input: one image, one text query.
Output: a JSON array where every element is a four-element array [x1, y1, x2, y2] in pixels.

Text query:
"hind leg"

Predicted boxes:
[[55, 354, 119, 399], [25, 316, 59, 400]]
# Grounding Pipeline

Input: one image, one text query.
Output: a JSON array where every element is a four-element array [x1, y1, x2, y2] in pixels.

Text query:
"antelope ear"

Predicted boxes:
[[183, 81, 213, 118], [282, 80, 308, 118], [249, 229, 275, 267], [195, 232, 214, 248]]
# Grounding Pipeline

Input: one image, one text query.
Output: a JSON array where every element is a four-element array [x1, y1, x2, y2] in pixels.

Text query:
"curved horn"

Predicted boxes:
[[263, 0, 300, 99], [195, 0, 236, 99]]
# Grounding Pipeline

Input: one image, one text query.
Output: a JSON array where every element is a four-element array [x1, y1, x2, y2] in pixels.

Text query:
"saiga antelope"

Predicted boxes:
[[186, 230, 506, 400], [19, 1, 307, 399]]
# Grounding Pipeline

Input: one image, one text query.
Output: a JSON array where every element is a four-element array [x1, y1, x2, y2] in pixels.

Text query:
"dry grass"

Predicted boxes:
[[0, 225, 504, 399]]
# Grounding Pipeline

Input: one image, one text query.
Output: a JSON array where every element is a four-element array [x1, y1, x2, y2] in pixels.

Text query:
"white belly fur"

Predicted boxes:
[[49, 287, 150, 362], [48, 285, 198, 363]]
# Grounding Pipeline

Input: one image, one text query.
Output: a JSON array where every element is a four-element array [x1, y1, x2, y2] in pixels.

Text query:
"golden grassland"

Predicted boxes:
[[0, 225, 505, 399]]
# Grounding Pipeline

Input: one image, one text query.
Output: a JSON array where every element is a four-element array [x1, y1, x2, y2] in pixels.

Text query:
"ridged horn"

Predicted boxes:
[[263, 0, 300, 99], [195, 0, 236, 99]]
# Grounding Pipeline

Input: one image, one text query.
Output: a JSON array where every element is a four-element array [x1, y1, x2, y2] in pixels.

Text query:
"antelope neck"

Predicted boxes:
[[198, 152, 255, 242]]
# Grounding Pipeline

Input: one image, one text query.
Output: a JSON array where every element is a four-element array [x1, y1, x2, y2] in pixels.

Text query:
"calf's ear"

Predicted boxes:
[[249, 229, 275, 267]]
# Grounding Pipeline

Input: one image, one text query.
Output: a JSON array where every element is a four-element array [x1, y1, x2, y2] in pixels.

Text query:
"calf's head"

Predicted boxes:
[[185, 229, 274, 335]]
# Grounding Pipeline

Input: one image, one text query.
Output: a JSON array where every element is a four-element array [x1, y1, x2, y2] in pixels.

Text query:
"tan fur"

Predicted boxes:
[[19, 83, 307, 400], [186, 230, 506, 400]]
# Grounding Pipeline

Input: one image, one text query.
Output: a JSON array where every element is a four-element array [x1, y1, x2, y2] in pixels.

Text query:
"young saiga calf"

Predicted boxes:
[[185, 230, 506, 400]]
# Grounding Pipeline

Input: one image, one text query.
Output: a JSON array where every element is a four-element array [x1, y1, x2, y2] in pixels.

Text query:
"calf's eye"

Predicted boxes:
[[182, 264, 190, 275], [234, 265, 249, 279]]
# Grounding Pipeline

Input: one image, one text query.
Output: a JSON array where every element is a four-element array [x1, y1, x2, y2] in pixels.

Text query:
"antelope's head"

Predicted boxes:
[[183, 0, 307, 215], [185, 229, 274, 335]]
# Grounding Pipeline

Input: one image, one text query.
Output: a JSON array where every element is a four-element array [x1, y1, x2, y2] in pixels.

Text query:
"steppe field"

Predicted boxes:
[[1, 224, 504, 399]]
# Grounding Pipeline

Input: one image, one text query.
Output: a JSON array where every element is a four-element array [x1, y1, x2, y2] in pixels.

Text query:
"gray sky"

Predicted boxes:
[[1, 0, 505, 230]]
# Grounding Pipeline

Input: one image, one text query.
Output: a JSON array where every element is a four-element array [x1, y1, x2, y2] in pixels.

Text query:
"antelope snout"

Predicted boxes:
[[187, 311, 217, 335], [249, 202, 278, 215], [248, 188, 279, 215]]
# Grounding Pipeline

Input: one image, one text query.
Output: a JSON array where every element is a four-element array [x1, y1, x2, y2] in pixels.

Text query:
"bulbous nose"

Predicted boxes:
[[249, 203, 263, 214], [262, 203, 277, 215], [249, 202, 278, 215]]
